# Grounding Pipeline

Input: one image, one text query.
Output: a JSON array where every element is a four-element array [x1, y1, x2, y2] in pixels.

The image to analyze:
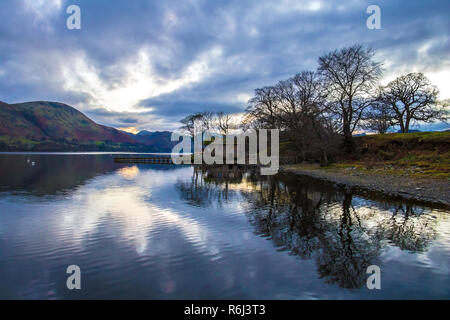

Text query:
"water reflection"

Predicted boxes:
[[0, 155, 448, 299], [0, 154, 177, 195], [117, 165, 140, 179], [176, 167, 444, 290]]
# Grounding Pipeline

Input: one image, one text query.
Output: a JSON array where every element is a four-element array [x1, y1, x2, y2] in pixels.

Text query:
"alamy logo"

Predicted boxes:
[[66, 5, 81, 30], [66, 265, 81, 290], [366, 265, 381, 290], [171, 128, 279, 175], [366, 5, 381, 30]]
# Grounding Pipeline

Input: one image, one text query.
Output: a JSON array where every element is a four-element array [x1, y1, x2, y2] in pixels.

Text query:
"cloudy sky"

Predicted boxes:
[[0, 0, 448, 132]]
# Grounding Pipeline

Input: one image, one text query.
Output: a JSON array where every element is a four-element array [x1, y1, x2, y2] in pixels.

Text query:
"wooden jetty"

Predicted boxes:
[[114, 155, 297, 165], [114, 157, 176, 164]]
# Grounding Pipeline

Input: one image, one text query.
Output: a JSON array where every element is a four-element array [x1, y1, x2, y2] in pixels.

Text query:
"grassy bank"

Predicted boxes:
[[282, 131, 450, 180], [281, 131, 450, 206], [339, 131, 450, 179]]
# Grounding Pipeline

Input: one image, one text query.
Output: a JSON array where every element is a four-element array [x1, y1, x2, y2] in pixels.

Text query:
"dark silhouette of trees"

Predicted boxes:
[[318, 44, 382, 151], [180, 111, 238, 137], [245, 86, 280, 129], [243, 45, 383, 158], [362, 98, 396, 134], [199, 111, 215, 132], [180, 45, 447, 162], [379, 73, 444, 133], [244, 71, 341, 164], [216, 111, 237, 135], [180, 112, 204, 136]]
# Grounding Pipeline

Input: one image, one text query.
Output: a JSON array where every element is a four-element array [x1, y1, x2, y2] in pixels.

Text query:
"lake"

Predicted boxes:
[[0, 154, 449, 299]]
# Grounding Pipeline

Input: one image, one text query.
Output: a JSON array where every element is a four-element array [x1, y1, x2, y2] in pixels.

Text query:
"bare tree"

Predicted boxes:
[[216, 111, 237, 135], [180, 111, 218, 135], [291, 71, 327, 114], [180, 112, 204, 136], [245, 72, 327, 131], [244, 71, 340, 164], [286, 71, 337, 163], [273, 79, 299, 129], [380, 73, 443, 133], [362, 97, 396, 134], [318, 44, 382, 151], [199, 111, 215, 132], [245, 86, 281, 129]]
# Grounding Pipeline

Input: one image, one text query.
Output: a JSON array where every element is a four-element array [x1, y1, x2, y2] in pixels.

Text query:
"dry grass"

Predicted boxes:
[[283, 131, 450, 180]]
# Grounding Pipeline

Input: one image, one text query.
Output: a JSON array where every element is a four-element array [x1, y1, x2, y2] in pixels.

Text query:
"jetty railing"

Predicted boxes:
[[114, 157, 176, 164], [114, 155, 299, 165]]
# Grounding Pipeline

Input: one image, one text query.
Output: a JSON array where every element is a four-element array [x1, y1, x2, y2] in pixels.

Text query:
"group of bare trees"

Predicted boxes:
[[244, 70, 340, 162], [180, 44, 447, 162], [243, 44, 447, 154], [180, 110, 238, 137]]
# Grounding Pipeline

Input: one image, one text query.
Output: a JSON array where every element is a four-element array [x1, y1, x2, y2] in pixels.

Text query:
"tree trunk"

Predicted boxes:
[[321, 149, 329, 167], [405, 115, 410, 133], [399, 120, 406, 133], [343, 124, 354, 153]]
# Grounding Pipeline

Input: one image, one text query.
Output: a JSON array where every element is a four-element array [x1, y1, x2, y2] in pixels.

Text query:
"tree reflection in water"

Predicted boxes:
[[176, 166, 440, 289]]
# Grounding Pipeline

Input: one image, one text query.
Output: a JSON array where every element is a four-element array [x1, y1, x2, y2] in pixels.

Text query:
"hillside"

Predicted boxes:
[[0, 101, 134, 142], [131, 130, 179, 151], [346, 131, 450, 179], [282, 131, 450, 179], [0, 101, 174, 152]]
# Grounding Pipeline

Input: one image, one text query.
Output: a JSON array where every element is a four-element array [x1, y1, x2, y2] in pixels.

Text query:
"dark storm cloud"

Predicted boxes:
[[141, 75, 260, 117], [0, 0, 448, 131], [117, 118, 139, 124]]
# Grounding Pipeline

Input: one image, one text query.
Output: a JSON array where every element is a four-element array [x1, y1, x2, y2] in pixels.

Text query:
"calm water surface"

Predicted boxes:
[[0, 154, 449, 299]]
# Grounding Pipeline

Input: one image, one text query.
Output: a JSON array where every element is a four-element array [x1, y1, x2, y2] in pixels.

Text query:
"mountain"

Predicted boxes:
[[0, 101, 135, 143], [0, 101, 174, 152], [132, 130, 180, 150]]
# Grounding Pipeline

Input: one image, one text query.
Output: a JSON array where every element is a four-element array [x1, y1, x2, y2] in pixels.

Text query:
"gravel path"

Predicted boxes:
[[281, 165, 450, 209]]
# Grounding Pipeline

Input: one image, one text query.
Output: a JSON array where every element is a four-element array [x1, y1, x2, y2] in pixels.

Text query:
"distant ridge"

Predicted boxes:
[[0, 101, 134, 143], [132, 130, 179, 150], [0, 101, 175, 152]]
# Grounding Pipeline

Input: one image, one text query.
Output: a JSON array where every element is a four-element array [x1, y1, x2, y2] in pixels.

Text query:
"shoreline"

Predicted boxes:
[[280, 164, 450, 208]]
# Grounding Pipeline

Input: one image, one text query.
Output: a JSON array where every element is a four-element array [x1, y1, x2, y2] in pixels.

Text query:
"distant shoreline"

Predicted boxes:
[[0, 152, 191, 155]]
